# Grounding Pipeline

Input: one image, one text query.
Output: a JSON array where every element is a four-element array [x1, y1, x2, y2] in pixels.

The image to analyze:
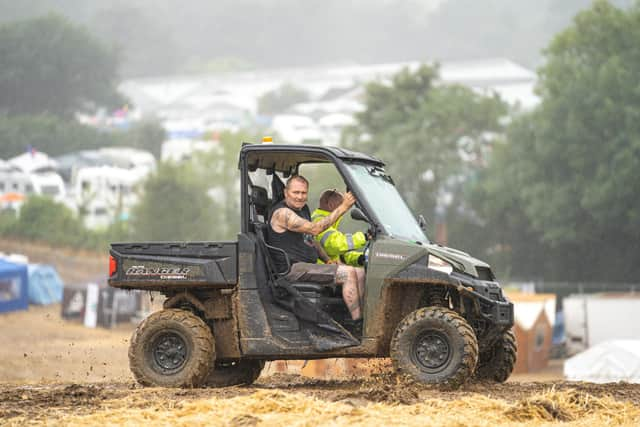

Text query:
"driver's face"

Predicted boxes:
[[284, 180, 308, 210]]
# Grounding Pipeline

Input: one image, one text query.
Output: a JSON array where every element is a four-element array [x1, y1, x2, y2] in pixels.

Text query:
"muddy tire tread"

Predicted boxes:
[[129, 309, 214, 388], [391, 306, 478, 388], [475, 329, 517, 383]]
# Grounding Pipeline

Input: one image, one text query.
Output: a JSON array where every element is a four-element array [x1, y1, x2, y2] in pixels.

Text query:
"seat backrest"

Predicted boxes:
[[271, 174, 285, 205], [250, 185, 269, 223]]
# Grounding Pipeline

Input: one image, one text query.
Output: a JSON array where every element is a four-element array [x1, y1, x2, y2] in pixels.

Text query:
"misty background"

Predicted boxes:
[[0, 0, 630, 77]]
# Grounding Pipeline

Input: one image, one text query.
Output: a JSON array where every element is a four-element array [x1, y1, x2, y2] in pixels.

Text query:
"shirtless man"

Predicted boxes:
[[267, 175, 365, 320]]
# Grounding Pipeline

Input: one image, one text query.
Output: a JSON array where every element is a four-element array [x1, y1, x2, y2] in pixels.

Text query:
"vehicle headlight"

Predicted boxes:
[[428, 254, 453, 275]]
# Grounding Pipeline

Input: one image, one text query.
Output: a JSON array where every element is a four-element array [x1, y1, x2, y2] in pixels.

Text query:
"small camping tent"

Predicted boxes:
[[0, 259, 28, 313], [564, 340, 640, 383], [28, 264, 63, 305]]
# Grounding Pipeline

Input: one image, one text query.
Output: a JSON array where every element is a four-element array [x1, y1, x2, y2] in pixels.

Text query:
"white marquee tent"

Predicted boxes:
[[564, 340, 640, 383]]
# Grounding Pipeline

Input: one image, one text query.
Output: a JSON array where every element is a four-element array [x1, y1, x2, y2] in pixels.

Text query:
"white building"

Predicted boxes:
[[564, 293, 640, 356]]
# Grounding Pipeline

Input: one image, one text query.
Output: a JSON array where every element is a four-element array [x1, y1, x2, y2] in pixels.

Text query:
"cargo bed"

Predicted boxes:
[[108, 241, 237, 291]]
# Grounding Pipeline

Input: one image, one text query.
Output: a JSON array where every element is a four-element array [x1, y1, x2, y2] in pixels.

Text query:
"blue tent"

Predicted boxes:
[[28, 264, 63, 305], [0, 259, 28, 313]]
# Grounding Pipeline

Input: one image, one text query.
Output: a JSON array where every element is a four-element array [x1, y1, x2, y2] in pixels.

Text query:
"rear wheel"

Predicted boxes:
[[205, 360, 265, 387], [129, 309, 214, 387], [390, 307, 478, 388], [475, 329, 517, 382]]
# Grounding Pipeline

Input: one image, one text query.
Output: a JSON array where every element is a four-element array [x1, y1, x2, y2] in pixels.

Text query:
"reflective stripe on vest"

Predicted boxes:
[[346, 234, 355, 250], [320, 229, 336, 246]]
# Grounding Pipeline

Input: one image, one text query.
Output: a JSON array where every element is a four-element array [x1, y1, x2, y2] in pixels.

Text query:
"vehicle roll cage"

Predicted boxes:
[[239, 143, 384, 236]]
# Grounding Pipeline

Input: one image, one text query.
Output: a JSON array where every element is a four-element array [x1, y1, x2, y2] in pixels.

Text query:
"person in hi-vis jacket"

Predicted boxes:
[[312, 189, 368, 267]]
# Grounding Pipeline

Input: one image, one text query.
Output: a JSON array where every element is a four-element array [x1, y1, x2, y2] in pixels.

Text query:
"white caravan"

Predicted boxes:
[[98, 147, 156, 176], [74, 165, 147, 229], [1, 158, 66, 202]]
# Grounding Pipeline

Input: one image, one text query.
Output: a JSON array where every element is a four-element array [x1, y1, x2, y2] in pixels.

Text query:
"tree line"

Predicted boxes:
[[347, 0, 640, 282]]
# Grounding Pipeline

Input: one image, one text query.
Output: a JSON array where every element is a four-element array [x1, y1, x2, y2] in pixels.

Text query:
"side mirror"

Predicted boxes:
[[351, 207, 370, 223], [418, 214, 427, 231]]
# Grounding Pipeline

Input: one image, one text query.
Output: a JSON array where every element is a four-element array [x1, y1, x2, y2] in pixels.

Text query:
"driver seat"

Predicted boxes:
[[248, 184, 347, 316]]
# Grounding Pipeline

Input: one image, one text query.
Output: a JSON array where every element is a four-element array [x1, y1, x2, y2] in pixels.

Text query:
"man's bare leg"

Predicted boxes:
[[336, 265, 361, 320]]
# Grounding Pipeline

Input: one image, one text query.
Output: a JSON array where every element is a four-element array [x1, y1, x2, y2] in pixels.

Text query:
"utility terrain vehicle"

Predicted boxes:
[[108, 143, 516, 388]]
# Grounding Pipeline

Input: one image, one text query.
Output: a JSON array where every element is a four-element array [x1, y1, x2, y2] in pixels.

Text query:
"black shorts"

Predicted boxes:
[[286, 262, 338, 286]]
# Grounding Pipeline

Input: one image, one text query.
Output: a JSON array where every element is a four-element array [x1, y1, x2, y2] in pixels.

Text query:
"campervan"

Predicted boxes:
[[74, 165, 146, 229], [0, 161, 65, 202], [28, 171, 66, 201], [8, 151, 56, 174]]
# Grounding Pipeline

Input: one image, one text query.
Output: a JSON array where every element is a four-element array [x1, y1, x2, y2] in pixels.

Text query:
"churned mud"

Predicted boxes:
[[1, 376, 639, 426]]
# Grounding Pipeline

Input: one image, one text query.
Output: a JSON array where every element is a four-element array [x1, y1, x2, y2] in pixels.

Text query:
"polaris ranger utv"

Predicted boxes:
[[108, 143, 516, 388]]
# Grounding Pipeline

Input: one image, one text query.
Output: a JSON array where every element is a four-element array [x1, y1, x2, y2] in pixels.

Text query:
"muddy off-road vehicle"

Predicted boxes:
[[108, 143, 516, 388]]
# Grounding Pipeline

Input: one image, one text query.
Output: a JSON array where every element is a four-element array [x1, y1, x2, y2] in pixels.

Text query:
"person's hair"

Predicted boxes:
[[285, 175, 309, 189], [319, 189, 343, 211]]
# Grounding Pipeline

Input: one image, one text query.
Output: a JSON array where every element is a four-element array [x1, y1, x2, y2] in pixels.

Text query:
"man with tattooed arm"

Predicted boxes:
[[267, 175, 365, 324]]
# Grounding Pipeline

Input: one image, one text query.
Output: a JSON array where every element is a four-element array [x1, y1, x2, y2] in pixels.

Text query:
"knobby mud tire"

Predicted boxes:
[[390, 307, 478, 389], [205, 360, 265, 387], [475, 329, 517, 383], [129, 309, 215, 388]]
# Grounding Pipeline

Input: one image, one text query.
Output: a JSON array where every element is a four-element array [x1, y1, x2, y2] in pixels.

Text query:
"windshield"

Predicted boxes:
[[344, 163, 428, 243]]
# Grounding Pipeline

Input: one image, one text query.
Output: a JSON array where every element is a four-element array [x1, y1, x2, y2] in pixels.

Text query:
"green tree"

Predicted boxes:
[[2, 196, 97, 247], [0, 114, 165, 161], [258, 83, 309, 115], [0, 114, 112, 159], [345, 65, 507, 225], [131, 162, 216, 241], [191, 132, 246, 240], [0, 14, 124, 117], [476, 1, 640, 281]]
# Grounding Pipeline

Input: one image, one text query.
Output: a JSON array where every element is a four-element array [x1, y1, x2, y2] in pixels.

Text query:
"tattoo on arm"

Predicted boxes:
[[281, 209, 315, 233], [309, 207, 347, 235], [275, 207, 348, 236]]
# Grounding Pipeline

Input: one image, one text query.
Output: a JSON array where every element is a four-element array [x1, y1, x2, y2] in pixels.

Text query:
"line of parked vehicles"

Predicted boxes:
[[0, 148, 156, 229]]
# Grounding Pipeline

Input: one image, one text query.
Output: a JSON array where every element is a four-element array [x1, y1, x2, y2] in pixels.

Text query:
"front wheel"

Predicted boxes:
[[128, 309, 215, 387], [390, 307, 478, 388]]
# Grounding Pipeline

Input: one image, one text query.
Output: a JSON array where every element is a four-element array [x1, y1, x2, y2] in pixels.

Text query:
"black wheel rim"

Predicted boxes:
[[151, 331, 188, 373], [412, 331, 452, 373]]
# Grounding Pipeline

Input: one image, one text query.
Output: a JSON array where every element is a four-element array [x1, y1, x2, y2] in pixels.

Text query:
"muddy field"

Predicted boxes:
[[2, 306, 639, 426], [1, 240, 640, 426], [2, 372, 640, 426]]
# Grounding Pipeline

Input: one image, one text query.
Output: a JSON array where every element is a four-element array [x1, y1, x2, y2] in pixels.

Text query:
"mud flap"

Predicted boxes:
[[273, 277, 359, 351]]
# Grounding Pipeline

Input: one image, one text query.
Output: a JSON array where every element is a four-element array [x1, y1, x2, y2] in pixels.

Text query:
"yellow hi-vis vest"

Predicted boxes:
[[311, 208, 367, 266]]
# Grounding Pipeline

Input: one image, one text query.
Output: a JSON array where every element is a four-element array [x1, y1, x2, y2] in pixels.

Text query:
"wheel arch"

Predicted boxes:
[[373, 281, 463, 354], [163, 291, 242, 360]]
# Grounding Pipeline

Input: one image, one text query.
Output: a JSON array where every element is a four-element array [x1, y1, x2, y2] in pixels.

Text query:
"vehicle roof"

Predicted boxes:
[[240, 143, 384, 173]]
